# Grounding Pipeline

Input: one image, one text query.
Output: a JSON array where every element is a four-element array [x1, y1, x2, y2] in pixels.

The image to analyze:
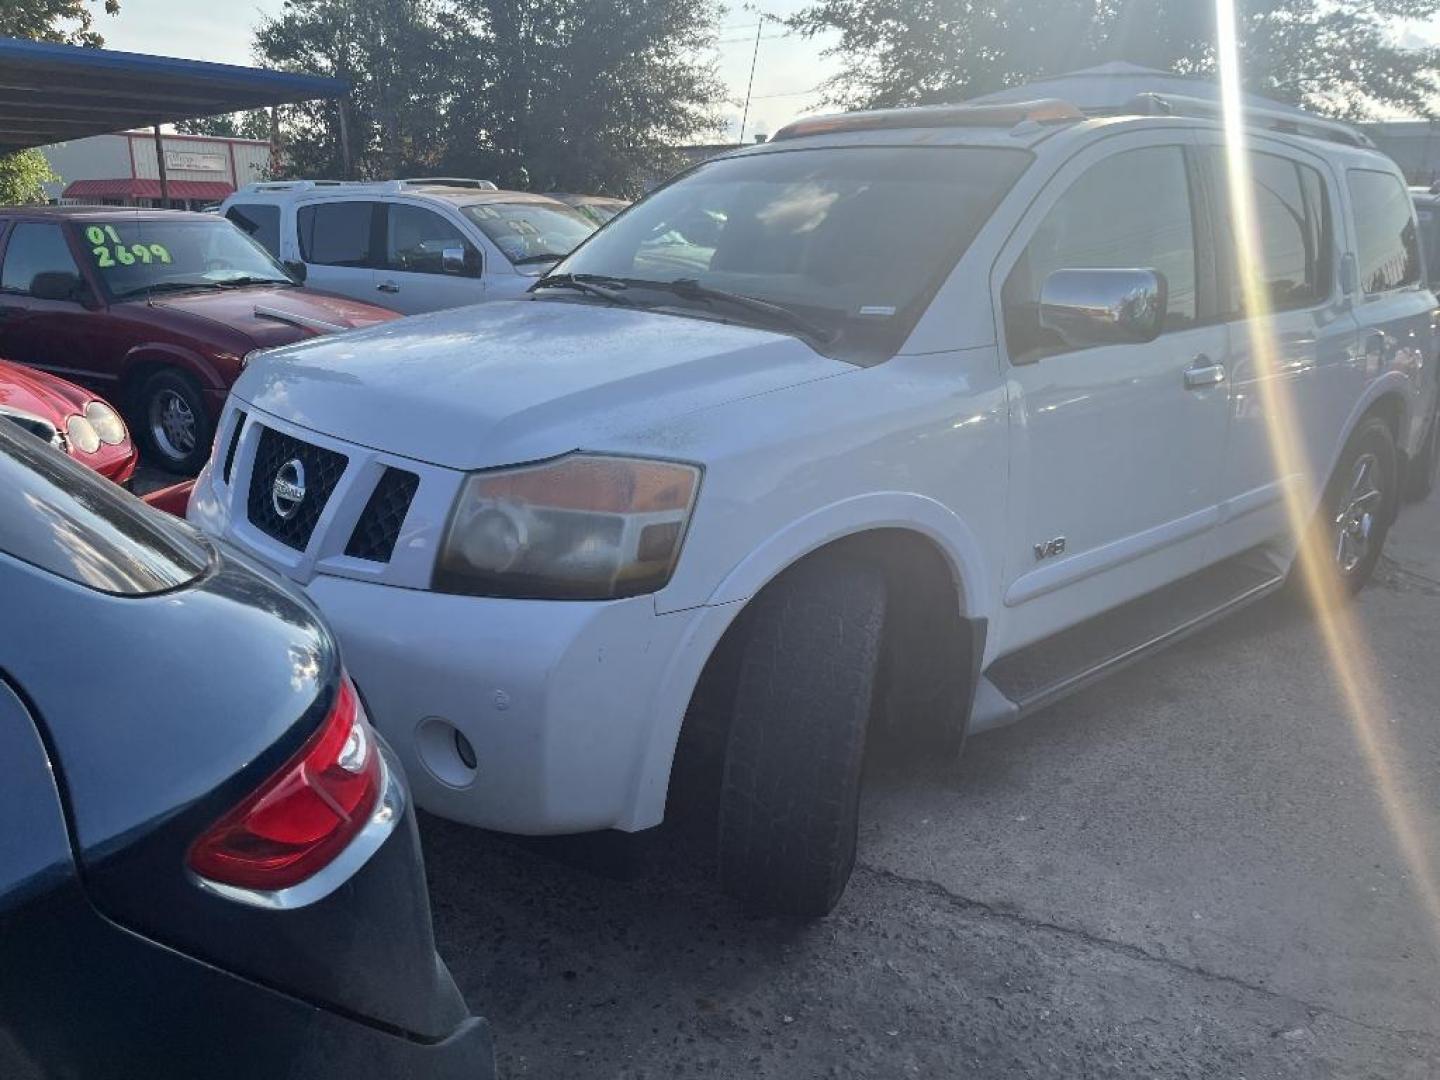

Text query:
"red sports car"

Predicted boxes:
[[0, 358, 136, 484]]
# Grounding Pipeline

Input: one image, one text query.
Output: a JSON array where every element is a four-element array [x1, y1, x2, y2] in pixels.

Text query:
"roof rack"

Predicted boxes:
[[235, 177, 500, 196], [1121, 92, 1375, 149], [771, 99, 1084, 141], [398, 177, 498, 190]]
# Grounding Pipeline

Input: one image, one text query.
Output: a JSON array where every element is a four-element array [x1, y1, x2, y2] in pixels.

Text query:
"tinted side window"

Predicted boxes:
[[297, 201, 377, 266], [1221, 153, 1333, 315], [1348, 169, 1421, 295], [0, 224, 81, 295], [226, 204, 281, 256], [385, 204, 474, 275], [0, 422, 206, 596], [1003, 145, 1197, 364]]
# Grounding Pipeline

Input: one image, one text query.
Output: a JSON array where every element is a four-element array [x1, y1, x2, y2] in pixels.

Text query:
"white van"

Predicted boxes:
[[219, 179, 597, 314], [193, 96, 1440, 916]]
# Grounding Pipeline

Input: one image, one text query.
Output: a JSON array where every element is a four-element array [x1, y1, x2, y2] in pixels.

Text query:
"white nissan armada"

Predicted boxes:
[[191, 94, 1440, 915]]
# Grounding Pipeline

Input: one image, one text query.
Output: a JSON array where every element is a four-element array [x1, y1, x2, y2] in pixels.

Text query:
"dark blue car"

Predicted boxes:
[[0, 421, 494, 1078]]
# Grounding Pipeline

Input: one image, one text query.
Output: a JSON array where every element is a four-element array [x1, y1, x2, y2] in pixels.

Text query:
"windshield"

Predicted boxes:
[[0, 422, 207, 596], [460, 201, 597, 266], [80, 218, 293, 299], [547, 146, 1031, 362]]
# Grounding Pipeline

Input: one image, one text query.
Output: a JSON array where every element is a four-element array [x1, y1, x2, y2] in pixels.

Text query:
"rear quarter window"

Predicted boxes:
[[0, 424, 207, 596], [1347, 169, 1421, 295]]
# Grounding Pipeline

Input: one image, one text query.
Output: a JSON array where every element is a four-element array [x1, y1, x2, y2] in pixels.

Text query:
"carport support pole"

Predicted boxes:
[[152, 124, 170, 208]]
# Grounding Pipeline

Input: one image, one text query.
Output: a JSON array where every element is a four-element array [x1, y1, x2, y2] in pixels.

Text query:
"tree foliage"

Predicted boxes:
[[0, 149, 58, 205], [254, 0, 723, 195], [789, 0, 1440, 119], [175, 111, 275, 141], [0, 0, 120, 47]]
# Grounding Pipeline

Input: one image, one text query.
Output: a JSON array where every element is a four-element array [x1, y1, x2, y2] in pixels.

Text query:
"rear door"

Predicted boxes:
[[1193, 137, 1359, 559], [224, 202, 282, 258], [294, 199, 385, 305], [1345, 168, 1437, 466], [373, 200, 485, 313], [994, 133, 1232, 651]]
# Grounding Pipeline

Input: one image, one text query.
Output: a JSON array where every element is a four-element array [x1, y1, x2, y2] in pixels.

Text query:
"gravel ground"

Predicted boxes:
[[422, 491, 1440, 1079]]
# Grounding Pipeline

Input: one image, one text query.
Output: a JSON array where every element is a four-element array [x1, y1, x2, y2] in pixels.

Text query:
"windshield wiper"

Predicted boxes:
[[113, 280, 218, 300], [620, 277, 835, 347], [210, 275, 294, 289], [531, 272, 635, 306]]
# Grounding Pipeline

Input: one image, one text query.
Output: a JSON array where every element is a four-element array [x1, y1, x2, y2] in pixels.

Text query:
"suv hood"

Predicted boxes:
[[234, 300, 853, 470], [145, 285, 398, 350]]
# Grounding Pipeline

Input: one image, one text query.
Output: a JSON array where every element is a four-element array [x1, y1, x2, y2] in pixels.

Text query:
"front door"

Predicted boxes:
[[993, 136, 1231, 653], [374, 202, 485, 314], [0, 222, 98, 387]]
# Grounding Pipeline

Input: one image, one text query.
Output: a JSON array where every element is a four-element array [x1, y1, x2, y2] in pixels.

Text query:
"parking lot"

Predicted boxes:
[[424, 491, 1440, 1079]]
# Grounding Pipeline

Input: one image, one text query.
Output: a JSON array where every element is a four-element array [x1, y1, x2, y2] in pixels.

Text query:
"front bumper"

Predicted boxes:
[[306, 574, 719, 834]]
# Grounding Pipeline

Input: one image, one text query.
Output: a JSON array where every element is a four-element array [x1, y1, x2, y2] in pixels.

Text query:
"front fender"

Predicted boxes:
[[701, 491, 993, 622], [121, 342, 228, 393]]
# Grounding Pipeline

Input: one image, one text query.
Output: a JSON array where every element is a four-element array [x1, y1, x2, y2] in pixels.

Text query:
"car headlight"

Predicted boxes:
[[433, 454, 701, 599], [84, 400, 128, 446], [66, 414, 101, 454]]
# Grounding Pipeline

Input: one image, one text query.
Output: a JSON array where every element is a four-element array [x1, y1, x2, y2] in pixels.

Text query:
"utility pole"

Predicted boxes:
[[738, 14, 772, 145], [152, 124, 170, 208]]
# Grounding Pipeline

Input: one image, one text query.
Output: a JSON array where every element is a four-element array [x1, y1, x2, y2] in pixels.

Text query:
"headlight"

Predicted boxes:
[[434, 454, 701, 599], [66, 414, 101, 454], [84, 400, 128, 446]]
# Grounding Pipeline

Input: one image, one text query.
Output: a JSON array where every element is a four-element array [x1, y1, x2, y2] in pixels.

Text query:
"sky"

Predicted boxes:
[[97, 0, 842, 142], [97, 1, 1440, 140]]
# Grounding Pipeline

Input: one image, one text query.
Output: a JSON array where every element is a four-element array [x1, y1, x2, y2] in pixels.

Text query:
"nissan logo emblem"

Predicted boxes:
[[271, 458, 307, 520]]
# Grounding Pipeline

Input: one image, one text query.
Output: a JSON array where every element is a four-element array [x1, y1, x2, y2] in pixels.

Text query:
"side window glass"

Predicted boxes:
[[225, 204, 281, 257], [1347, 169, 1421, 295], [1221, 153, 1333, 316], [1002, 145, 1197, 364], [0, 224, 82, 296], [297, 201, 376, 267], [385, 205, 474, 275]]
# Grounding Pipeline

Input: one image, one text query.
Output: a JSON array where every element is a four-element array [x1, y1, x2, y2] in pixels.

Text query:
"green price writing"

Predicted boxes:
[[88, 238, 172, 269]]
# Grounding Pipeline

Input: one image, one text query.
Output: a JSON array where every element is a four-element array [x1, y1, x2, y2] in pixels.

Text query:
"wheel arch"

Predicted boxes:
[[624, 503, 992, 831], [120, 344, 226, 405]]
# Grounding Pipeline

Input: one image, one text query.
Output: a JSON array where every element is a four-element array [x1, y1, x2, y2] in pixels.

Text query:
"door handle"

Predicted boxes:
[[376, 281, 400, 294], [1184, 356, 1226, 390]]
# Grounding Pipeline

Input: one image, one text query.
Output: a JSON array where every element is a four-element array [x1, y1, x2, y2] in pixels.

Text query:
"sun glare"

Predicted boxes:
[[1214, 0, 1440, 945]]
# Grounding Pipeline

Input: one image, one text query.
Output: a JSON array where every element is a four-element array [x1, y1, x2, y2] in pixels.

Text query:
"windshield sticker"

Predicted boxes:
[[85, 226, 172, 269]]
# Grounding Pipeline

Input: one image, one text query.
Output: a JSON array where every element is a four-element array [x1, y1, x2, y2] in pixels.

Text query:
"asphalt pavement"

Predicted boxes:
[[422, 489, 1440, 1079]]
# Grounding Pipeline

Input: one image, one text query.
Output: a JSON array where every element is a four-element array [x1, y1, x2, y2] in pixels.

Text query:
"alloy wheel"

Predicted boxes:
[[149, 388, 197, 462], [1333, 451, 1384, 576]]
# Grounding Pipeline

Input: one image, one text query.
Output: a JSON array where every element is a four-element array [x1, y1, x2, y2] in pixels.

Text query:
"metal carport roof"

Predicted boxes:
[[0, 37, 346, 155]]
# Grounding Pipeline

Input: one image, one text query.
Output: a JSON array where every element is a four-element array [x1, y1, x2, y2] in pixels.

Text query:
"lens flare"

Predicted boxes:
[[1215, 0, 1440, 943]]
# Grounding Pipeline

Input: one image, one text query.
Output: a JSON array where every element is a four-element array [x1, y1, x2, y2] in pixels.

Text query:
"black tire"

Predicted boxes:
[[134, 368, 212, 474], [1300, 417, 1398, 597], [715, 555, 886, 917], [1405, 405, 1440, 503]]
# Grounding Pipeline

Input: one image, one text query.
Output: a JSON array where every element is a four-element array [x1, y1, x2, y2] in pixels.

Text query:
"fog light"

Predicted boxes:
[[454, 728, 478, 770], [415, 716, 479, 788]]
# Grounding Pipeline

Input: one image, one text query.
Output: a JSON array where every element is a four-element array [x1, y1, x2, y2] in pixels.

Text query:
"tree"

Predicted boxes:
[[252, 0, 723, 195], [0, 0, 120, 48], [175, 111, 275, 141], [789, 0, 1440, 120], [0, 150, 58, 205]]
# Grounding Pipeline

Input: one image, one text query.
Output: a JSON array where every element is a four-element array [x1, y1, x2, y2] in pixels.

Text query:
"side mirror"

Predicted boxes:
[[282, 259, 309, 284], [442, 246, 467, 275], [1038, 268, 1168, 350], [29, 271, 87, 304]]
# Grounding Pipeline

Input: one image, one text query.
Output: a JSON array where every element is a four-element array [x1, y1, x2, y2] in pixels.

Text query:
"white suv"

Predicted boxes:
[[191, 95, 1440, 916], [219, 179, 598, 314]]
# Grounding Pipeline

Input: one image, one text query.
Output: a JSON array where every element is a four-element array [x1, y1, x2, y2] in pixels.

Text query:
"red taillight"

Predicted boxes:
[[187, 676, 382, 892]]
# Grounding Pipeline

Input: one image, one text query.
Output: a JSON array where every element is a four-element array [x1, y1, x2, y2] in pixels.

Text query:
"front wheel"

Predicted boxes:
[[136, 368, 212, 474], [715, 555, 886, 917]]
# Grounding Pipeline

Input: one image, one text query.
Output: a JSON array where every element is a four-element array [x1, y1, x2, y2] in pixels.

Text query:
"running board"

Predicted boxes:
[[972, 552, 1286, 732]]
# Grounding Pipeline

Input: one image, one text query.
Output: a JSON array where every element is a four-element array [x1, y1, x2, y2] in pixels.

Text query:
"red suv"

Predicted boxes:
[[0, 207, 398, 472]]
